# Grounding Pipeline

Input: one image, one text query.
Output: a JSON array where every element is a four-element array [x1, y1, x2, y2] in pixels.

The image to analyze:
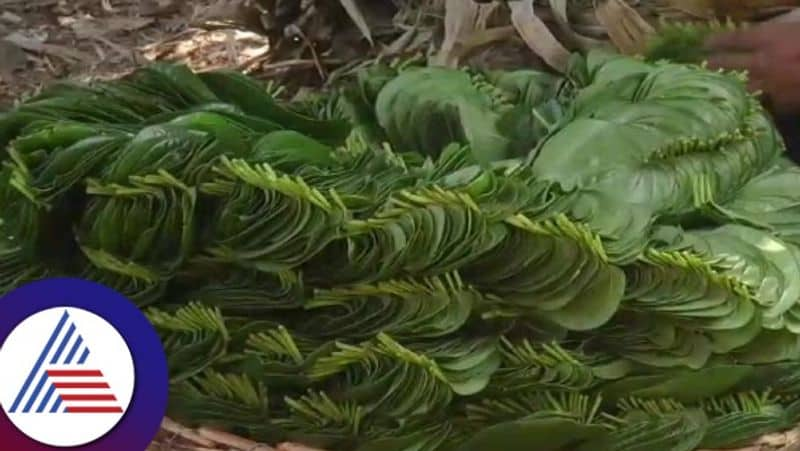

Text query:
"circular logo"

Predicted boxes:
[[1, 308, 136, 446], [0, 278, 168, 451]]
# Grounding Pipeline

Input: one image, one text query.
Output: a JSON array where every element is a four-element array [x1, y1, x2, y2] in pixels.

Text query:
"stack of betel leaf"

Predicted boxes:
[[3, 49, 800, 451]]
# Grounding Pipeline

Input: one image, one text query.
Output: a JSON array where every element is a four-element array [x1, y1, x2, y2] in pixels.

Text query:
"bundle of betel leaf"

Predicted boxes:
[[3, 48, 800, 451]]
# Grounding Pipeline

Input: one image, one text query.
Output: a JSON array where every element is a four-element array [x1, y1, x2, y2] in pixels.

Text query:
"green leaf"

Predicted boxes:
[[199, 70, 351, 145], [249, 130, 336, 172], [374, 67, 510, 164], [599, 365, 753, 403]]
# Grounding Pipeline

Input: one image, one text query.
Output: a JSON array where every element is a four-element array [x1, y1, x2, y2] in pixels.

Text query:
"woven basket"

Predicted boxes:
[[147, 417, 800, 451]]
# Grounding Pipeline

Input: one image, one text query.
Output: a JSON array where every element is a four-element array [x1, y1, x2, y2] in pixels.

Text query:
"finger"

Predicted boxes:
[[704, 27, 774, 52], [745, 75, 800, 114], [772, 99, 800, 114], [762, 82, 800, 114], [746, 77, 766, 96], [706, 52, 763, 74]]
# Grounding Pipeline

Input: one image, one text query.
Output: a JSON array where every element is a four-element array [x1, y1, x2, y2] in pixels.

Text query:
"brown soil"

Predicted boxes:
[[0, 0, 555, 108], [0, 0, 288, 108]]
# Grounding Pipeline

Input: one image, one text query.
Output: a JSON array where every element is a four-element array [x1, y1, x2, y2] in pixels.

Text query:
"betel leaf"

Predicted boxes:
[[198, 70, 351, 145], [374, 67, 510, 165], [249, 130, 336, 172], [599, 365, 754, 403], [459, 414, 608, 451]]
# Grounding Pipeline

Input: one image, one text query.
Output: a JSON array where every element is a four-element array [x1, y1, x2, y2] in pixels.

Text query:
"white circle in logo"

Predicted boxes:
[[0, 307, 136, 447]]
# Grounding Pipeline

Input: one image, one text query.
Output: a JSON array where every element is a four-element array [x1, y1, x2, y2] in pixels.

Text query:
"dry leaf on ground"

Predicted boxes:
[[433, 0, 480, 66], [546, 0, 605, 48], [769, 8, 800, 21], [197, 427, 275, 451], [709, 0, 800, 20], [509, 0, 571, 71], [68, 16, 155, 39], [140, 0, 182, 17], [433, 0, 505, 67], [339, 0, 373, 45], [277, 444, 326, 451], [0, 38, 28, 79], [0, 11, 23, 24], [5, 30, 94, 62], [664, 0, 716, 18], [595, 0, 655, 55]]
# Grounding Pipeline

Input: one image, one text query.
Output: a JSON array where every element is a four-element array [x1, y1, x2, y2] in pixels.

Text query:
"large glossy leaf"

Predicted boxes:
[[249, 130, 336, 172], [581, 402, 707, 451], [168, 371, 275, 439], [198, 70, 351, 145], [8, 128, 128, 208], [300, 274, 477, 341], [147, 303, 230, 382], [308, 334, 454, 420], [77, 172, 196, 281], [374, 67, 510, 164], [465, 216, 625, 331], [197, 158, 348, 273], [713, 163, 800, 245], [666, 225, 800, 334], [463, 393, 608, 451], [529, 53, 782, 263], [598, 365, 753, 403], [0, 168, 49, 293], [700, 391, 788, 448]]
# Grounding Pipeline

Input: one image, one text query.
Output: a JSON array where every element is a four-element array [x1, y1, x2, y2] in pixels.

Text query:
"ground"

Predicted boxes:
[[0, 0, 279, 108], [0, 0, 572, 108]]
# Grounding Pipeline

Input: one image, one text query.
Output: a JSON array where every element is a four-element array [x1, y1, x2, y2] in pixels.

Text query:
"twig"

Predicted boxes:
[[254, 58, 344, 77], [768, 7, 800, 22], [139, 28, 203, 54], [197, 427, 275, 451], [283, 25, 327, 82], [236, 44, 273, 72], [456, 25, 518, 60], [0, 0, 57, 5], [160, 418, 216, 448]]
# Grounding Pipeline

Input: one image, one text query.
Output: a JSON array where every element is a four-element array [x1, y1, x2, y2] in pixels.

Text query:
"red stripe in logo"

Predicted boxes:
[[53, 382, 110, 389], [65, 406, 124, 413], [46, 370, 103, 377], [60, 394, 117, 401]]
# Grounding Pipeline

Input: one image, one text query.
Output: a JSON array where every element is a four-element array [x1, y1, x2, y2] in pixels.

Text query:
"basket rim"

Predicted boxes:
[[148, 416, 800, 451]]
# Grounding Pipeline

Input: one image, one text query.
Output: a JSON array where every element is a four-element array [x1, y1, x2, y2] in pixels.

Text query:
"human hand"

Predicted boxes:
[[705, 22, 800, 114]]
